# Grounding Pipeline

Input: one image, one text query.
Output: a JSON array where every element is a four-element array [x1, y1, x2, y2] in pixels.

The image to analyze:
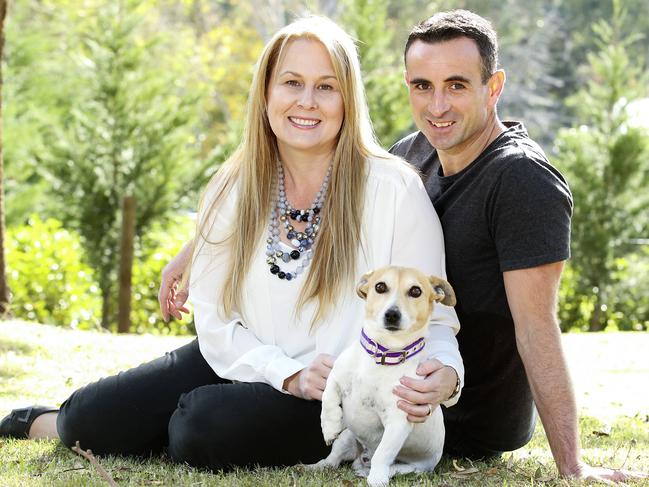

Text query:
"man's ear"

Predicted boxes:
[[428, 276, 456, 307], [356, 270, 374, 300], [403, 69, 409, 88], [487, 69, 506, 107]]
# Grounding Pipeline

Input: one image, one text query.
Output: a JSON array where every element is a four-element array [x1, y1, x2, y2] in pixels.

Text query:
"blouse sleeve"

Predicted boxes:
[[190, 182, 305, 393], [383, 164, 464, 405]]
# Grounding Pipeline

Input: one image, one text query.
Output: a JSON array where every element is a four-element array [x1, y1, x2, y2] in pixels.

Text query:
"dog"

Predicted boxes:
[[312, 266, 456, 487]]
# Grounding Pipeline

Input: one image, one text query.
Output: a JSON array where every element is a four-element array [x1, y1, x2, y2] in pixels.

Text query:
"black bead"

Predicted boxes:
[[313, 207, 320, 214], [278, 271, 286, 279], [286, 274, 293, 281], [270, 265, 280, 274], [287, 231, 296, 240], [290, 250, 300, 260], [290, 210, 299, 220]]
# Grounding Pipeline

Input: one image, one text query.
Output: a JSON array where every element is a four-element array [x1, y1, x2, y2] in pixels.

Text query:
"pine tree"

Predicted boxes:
[[554, 0, 649, 331]]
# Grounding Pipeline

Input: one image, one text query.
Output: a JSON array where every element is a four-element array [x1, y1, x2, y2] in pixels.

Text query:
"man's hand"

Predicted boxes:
[[283, 353, 335, 401], [158, 241, 193, 321], [392, 358, 457, 423], [565, 462, 647, 484]]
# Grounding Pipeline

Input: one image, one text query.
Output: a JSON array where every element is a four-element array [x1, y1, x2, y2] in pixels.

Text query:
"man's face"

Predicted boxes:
[[405, 37, 499, 158]]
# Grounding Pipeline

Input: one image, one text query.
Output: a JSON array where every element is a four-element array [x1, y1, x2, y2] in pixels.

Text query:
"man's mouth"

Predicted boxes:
[[289, 116, 320, 128], [428, 120, 455, 128]]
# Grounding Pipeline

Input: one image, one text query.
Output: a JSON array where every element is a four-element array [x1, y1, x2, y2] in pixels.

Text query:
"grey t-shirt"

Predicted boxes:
[[390, 122, 573, 451]]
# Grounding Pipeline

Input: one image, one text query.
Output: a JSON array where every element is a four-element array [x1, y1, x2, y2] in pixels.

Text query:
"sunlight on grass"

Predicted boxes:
[[1, 320, 647, 486]]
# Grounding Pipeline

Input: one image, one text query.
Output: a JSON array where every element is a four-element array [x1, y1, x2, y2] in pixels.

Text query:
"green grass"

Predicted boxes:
[[1, 320, 647, 486]]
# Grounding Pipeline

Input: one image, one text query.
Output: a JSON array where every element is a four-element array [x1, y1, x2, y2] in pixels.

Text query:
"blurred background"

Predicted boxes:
[[1, 0, 647, 335]]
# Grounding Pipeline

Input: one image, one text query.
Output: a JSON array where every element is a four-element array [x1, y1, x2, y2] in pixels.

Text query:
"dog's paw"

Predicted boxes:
[[366, 472, 389, 487], [322, 424, 342, 445], [302, 458, 334, 470]]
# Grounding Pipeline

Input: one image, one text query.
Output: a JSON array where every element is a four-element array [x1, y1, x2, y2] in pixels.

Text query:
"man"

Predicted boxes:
[[388, 10, 644, 482], [159, 10, 645, 483]]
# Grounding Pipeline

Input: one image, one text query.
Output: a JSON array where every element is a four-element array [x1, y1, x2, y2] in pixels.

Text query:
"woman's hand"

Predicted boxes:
[[392, 359, 458, 422], [283, 353, 336, 400], [158, 241, 193, 321]]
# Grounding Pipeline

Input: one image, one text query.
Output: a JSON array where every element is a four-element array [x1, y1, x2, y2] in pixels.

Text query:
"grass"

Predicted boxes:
[[1, 320, 647, 486]]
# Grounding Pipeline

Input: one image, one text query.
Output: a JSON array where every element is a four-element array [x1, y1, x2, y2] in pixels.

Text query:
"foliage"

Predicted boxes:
[[554, 1, 649, 331], [5, 215, 195, 335], [5, 216, 102, 329], [340, 0, 412, 146], [41, 0, 203, 328]]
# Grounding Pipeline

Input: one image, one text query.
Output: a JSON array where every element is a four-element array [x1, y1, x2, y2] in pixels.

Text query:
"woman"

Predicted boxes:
[[1, 16, 462, 470]]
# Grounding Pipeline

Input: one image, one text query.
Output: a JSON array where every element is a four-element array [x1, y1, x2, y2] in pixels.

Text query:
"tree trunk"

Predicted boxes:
[[0, 0, 10, 316], [117, 195, 136, 333]]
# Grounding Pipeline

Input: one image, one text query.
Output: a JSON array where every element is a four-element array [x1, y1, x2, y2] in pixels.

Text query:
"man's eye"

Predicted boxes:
[[415, 82, 430, 90], [408, 286, 422, 298], [450, 83, 465, 90], [375, 282, 388, 294]]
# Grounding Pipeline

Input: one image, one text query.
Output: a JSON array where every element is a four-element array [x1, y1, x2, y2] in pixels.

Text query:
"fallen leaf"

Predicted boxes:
[[341, 480, 353, 487], [452, 458, 465, 471], [484, 467, 498, 476], [506, 453, 515, 469], [534, 466, 543, 478]]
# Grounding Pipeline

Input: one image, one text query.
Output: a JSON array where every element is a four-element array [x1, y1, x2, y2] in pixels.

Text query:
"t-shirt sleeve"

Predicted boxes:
[[490, 158, 573, 272]]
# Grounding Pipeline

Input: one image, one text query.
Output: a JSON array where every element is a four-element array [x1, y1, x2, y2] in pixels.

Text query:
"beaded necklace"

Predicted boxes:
[[265, 162, 332, 281]]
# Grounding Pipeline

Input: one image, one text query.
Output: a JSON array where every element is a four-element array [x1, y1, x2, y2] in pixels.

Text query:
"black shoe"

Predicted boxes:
[[0, 406, 58, 439]]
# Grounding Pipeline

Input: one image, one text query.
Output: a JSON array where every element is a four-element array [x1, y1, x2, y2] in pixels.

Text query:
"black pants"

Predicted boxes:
[[56, 339, 329, 470]]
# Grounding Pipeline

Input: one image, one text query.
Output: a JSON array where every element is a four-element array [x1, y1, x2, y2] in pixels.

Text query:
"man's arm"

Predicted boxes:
[[158, 240, 193, 321], [504, 261, 646, 482]]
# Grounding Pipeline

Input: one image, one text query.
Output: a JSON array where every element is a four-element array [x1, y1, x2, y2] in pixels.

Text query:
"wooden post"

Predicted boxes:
[[117, 195, 136, 333]]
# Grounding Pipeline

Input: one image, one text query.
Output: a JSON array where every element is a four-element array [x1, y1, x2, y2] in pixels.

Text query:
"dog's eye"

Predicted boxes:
[[375, 282, 388, 294], [408, 286, 422, 298]]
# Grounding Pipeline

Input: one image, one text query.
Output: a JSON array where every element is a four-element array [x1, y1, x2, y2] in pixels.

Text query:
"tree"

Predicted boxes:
[[44, 0, 202, 329], [554, 0, 649, 331], [340, 0, 412, 146], [0, 0, 9, 314]]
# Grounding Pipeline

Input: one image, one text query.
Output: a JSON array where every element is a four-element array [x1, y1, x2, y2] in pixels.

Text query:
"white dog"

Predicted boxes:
[[312, 266, 457, 487]]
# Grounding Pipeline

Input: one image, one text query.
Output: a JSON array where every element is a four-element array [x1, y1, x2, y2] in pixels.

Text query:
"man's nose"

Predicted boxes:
[[427, 91, 450, 117]]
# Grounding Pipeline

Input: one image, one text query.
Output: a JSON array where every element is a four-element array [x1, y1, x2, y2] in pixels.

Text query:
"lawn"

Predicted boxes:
[[1, 320, 647, 486]]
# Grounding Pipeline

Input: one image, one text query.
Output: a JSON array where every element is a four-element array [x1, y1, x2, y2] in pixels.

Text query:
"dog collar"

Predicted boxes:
[[359, 329, 425, 365]]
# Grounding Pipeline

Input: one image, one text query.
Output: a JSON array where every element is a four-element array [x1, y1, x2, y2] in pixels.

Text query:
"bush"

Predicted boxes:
[[559, 249, 649, 331], [6, 216, 102, 328]]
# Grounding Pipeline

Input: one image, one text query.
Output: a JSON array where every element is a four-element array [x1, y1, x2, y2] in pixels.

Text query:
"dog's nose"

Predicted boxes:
[[383, 306, 401, 330]]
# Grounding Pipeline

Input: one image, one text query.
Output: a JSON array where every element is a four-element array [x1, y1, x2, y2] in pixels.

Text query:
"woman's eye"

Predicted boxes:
[[286, 80, 301, 87], [375, 282, 388, 294], [319, 84, 333, 91], [408, 286, 422, 298]]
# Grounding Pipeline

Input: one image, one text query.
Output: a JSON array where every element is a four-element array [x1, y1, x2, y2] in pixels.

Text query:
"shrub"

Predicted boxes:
[[6, 216, 102, 328]]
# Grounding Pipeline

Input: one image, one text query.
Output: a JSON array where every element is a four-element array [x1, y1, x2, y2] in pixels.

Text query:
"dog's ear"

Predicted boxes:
[[428, 276, 456, 306], [356, 270, 374, 300]]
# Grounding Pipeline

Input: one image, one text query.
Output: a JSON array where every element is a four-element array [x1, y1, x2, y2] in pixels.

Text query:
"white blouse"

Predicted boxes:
[[190, 156, 463, 405]]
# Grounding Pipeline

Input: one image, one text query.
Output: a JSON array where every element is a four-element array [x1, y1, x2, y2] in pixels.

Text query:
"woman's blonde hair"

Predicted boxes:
[[191, 15, 387, 326]]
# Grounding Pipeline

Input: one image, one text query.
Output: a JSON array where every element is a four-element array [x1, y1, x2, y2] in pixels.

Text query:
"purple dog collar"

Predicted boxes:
[[359, 329, 425, 365]]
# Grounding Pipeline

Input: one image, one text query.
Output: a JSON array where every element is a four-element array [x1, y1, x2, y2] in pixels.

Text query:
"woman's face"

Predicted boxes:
[[267, 39, 344, 162]]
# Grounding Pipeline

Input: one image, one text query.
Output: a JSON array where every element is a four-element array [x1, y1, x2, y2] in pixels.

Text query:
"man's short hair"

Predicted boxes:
[[404, 10, 498, 83]]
